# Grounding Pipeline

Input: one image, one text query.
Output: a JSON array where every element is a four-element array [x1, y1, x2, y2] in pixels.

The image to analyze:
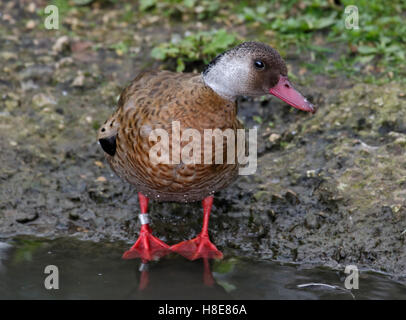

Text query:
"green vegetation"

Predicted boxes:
[[151, 29, 238, 71], [109, 40, 130, 56], [36, 0, 406, 82], [143, 0, 406, 83], [253, 115, 263, 124], [139, 0, 222, 20], [11, 238, 45, 264]]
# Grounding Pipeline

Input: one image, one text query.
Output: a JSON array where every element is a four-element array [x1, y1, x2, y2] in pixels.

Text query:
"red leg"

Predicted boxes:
[[170, 196, 223, 260], [138, 260, 149, 291], [122, 193, 170, 261], [203, 258, 214, 287]]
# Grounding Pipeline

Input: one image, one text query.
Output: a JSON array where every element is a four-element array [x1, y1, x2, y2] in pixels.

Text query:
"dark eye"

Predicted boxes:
[[254, 60, 265, 69]]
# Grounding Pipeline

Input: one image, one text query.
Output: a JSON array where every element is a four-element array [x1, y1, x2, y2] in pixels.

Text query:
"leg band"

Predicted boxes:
[[139, 262, 149, 272], [139, 214, 150, 225]]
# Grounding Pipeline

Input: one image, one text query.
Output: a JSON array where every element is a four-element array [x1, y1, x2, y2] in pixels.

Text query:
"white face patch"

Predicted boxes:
[[202, 41, 287, 100], [202, 55, 251, 100]]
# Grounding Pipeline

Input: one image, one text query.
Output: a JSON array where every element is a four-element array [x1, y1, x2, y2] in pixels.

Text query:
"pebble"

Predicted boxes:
[[82, 210, 96, 222], [0, 51, 15, 60], [96, 176, 107, 182], [306, 170, 317, 178], [72, 72, 85, 87], [21, 80, 38, 91], [285, 189, 300, 205], [268, 133, 281, 143], [15, 212, 38, 223], [305, 212, 320, 229], [19, 65, 53, 82], [27, 3, 36, 12], [94, 161, 104, 168], [32, 93, 57, 108], [52, 36, 70, 53], [5, 100, 18, 110], [69, 211, 79, 220], [25, 20, 36, 29]]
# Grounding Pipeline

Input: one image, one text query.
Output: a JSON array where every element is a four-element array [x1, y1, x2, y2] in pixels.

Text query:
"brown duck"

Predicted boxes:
[[98, 41, 315, 261]]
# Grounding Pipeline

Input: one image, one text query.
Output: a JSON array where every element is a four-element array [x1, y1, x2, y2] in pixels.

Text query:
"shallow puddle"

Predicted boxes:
[[0, 237, 405, 300]]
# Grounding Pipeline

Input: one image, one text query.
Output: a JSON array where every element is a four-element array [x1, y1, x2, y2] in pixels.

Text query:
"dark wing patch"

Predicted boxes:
[[99, 135, 117, 156]]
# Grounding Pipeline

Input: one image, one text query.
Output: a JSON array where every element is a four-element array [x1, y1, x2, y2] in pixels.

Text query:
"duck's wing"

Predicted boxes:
[[97, 71, 178, 157], [99, 71, 192, 189], [98, 71, 241, 200]]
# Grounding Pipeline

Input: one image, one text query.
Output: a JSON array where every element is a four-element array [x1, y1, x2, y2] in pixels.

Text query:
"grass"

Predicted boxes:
[[36, 0, 406, 83], [150, 29, 239, 71], [141, 0, 406, 83], [139, 0, 222, 20]]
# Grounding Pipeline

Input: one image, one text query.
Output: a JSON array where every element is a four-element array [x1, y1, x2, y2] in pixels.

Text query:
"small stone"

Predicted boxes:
[[306, 170, 317, 178], [55, 57, 73, 69], [266, 209, 276, 220], [305, 212, 320, 229], [27, 3, 36, 12], [76, 226, 89, 233], [52, 36, 70, 53], [21, 80, 38, 91], [269, 133, 281, 143], [388, 131, 403, 138], [25, 20, 36, 29], [0, 51, 15, 60], [373, 97, 384, 106], [270, 194, 284, 204], [71, 40, 93, 53], [32, 93, 57, 108], [19, 65, 53, 82], [96, 176, 107, 182], [61, 199, 75, 210], [72, 72, 85, 87], [5, 100, 18, 110], [390, 204, 402, 214], [394, 137, 406, 146], [195, 6, 205, 13], [337, 183, 348, 191], [82, 210, 96, 222], [69, 211, 79, 220], [2, 14, 15, 24], [94, 161, 104, 168], [15, 212, 38, 223], [285, 189, 300, 205]]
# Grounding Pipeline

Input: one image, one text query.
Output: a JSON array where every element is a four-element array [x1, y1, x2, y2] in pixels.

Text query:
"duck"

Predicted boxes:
[[98, 41, 315, 262]]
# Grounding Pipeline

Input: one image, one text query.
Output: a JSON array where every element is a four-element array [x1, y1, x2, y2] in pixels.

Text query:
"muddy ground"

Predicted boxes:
[[0, 1, 405, 281]]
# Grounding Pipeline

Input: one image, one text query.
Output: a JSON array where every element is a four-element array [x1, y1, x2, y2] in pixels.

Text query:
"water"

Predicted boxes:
[[0, 237, 405, 300]]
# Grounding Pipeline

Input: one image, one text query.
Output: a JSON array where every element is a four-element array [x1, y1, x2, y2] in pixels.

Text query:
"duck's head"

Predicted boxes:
[[202, 41, 316, 113]]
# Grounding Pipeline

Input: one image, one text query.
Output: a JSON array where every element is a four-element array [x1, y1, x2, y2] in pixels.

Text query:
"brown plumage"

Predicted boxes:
[[98, 71, 243, 202], [97, 41, 315, 261]]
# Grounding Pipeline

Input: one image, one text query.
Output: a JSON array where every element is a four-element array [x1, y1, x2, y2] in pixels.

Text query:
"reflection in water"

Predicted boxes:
[[138, 261, 149, 291], [0, 237, 405, 300], [136, 257, 215, 291], [0, 242, 12, 274]]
